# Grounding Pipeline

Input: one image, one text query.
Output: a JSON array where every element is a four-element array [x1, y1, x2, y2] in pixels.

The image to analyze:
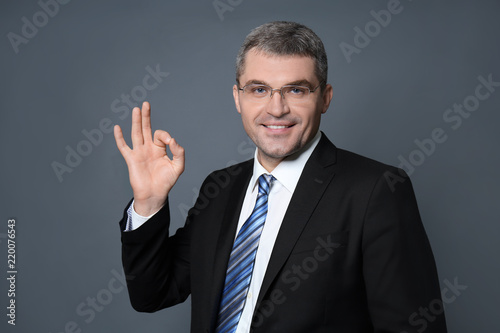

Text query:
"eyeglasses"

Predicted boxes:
[[238, 81, 323, 103]]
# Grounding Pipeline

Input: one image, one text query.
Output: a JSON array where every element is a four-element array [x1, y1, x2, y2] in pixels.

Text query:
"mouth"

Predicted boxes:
[[263, 124, 295, 129]]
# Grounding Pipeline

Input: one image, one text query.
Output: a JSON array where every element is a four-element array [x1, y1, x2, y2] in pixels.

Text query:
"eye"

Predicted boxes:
[[285, 86, 308, 96], [249, 85, 269, 95]]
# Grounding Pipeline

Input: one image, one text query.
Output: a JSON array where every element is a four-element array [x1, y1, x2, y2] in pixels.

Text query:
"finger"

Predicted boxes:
[[153, 129, 172, 149], [168, 138, 185, 170], [141, 101, 153, 142], [113, 125, 131, 158], [131, 107, 144, 147]]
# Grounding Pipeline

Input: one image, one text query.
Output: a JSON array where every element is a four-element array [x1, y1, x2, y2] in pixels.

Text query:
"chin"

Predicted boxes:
[[260, 144, 301, 160]]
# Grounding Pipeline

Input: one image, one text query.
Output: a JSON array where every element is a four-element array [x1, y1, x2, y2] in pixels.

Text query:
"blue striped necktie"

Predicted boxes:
[[215, 174, 274, 333]]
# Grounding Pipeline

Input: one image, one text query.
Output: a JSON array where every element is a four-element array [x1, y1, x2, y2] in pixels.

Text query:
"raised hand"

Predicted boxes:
[[114, 101, 185, 216]]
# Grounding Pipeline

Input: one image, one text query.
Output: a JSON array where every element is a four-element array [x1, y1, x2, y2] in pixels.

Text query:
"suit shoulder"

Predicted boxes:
[[338, 148, 394, 170], [197, 159, 254, 192], [331, 148, 414, 200], [335, 148, 406, 181], [317, 133, 402, 178], [207, 159, 253, 179]]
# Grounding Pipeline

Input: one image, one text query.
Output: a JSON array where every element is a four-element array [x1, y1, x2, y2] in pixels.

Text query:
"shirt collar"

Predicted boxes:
[[250, 131, 322, 194]]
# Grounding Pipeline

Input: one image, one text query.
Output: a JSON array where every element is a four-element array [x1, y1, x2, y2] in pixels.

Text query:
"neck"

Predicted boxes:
[[257, 152, 284, 173]]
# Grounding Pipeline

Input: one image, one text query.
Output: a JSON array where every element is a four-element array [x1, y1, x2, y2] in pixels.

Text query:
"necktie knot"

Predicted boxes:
[[258, 174, 274, 197]]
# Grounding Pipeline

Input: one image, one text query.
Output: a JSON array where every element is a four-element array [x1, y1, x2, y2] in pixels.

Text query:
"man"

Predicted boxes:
[[114, 21, 447, 332]]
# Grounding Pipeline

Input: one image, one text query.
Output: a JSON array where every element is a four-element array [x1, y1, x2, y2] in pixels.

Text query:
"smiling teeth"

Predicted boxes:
[[267, 125, 288, 129]]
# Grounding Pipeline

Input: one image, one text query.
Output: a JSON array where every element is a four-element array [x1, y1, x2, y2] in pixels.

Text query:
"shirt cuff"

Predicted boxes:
[[124, 200, 159, 231]]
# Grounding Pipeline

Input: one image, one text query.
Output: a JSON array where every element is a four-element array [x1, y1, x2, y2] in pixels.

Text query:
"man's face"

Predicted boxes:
[[233, 49, 333, 170]]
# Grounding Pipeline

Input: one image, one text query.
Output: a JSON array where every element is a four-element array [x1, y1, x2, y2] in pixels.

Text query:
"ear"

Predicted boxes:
[[320, 83, 333, 114], [233, 84, 242, 114]]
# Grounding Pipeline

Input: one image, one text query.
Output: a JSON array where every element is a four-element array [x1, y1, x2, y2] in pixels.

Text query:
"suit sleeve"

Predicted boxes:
[[362, 168, 448, 332], [119, 198, 193, 312]]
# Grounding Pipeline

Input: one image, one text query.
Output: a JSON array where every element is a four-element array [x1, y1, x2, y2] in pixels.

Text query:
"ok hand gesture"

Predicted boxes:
[[113, 102, 185, 216]]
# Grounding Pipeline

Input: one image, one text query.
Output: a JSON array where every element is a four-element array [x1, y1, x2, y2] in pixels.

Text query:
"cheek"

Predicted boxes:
[[299, 110, 321, 127], [239, 111, 258, 136], [240, 103, 264, 124]]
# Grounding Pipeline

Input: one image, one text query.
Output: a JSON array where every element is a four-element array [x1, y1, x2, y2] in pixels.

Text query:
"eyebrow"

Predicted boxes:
[[243, 79, 315, 88]]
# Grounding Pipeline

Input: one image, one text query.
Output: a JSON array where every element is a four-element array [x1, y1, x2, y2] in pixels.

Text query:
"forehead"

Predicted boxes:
[[240, 49, 317, 86]]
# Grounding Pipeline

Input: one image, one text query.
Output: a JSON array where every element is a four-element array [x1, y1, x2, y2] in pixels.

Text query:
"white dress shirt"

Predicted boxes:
[[127, 131, 322, 333], [234, 131, 320, 332]]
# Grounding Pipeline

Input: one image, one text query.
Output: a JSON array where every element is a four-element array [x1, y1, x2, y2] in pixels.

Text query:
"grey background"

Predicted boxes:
[[1, 0, 499, 332]]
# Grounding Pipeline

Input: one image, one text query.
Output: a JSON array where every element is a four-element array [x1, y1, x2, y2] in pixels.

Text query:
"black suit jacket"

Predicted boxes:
[[120, 133, 447, 332]]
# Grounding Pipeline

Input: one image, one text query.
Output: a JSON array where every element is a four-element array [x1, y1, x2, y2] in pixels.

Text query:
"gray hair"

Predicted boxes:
[[236, 21, 328, 90]]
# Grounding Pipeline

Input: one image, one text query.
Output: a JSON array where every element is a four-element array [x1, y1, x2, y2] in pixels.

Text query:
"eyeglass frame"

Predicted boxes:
[[237, 81, 325, 101]]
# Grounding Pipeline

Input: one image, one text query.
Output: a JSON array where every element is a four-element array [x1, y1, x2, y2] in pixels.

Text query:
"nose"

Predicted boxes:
[[266, 89, 290, 117]]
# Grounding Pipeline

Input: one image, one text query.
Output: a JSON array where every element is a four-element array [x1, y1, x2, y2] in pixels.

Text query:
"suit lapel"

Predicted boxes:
[[206, 160, 254, 330], [256, 134, 338, 306]]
